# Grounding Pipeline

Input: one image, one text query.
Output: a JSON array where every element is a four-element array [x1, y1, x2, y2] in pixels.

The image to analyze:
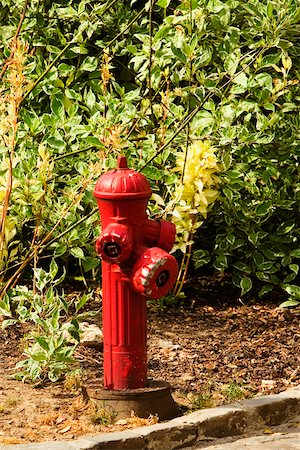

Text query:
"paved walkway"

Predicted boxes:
[[188, 415, 300, 449], [193, 431, 300, 449]]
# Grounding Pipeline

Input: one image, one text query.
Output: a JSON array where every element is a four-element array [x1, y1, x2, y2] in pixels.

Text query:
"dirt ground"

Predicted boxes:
[[0, 280, 299, 445]]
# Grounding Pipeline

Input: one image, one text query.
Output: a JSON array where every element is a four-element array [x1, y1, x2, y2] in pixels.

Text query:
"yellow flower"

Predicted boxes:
[[168, 140, 219, 252]]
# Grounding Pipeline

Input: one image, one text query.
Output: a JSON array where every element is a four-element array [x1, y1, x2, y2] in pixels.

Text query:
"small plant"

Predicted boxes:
[[187, 392, 215, 410], [6, 259, 93, 383], [148, 291, 186, 312], [0, 396, 18, 413], [222, 382, 246, 401], [14, 334, 77, 383], [64, 369, 84, 393], [4, 396, 17, 407], [89, 401, 117, 426]]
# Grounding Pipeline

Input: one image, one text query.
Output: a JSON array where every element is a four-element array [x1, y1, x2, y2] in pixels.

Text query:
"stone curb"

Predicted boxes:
[[1, 386, 299, 450]]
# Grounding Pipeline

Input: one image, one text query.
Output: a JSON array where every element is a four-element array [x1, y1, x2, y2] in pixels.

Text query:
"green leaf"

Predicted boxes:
[[222, 188, 233, 202], [283, 273, 297, 284], [80, 56, 98, 72], [258, 284, 273, 297], [291, 249, 300, 258], [50, 259, 59, 280], [266, 2, 273, 18], [71, 44, 89, 55], [1, 319, 17, 329], [256, 202, 271, 215], [47, 136, 65, 149], [257, 261, 274, 271], [31, 351, 47, 362], [232, 73, 248, 88], [156, 0, 171, 7], [58, 63, 74, 75], [279, 299, 300, 308], [35, 336, 50, 351], [283, 284, 300, 299], [50, 96, 64, 119], [207, 0, 225, 13], [222, 153, 232, 170], [75, 293, 89, 313], [233, 262, 251, 273], [255, 73, 273, 91], [240, 277, 252, 296], [224, 52, 240, 76], [53, 267, 66, 287], [82, 257, 99, 272], [192, 249, 211, 269], [35, 268, 49, 292], [214, 254, 228, 271], [171, 43, 187, 64], [276, 220, 295, 235], [142, 166, 163, 180], [65, 88, 82, 101], [0, 298, 12, 317], [68, 326, 80, 343], [253, 252, 264, 267], [70, 247, 85, 260], [194, 110, 215, 129], [248, 232, 258, 246], [259, 53, 281, 68], [227, 170, 242, 179], [289, 264, 299, 275], [85, 89, 96, 109]]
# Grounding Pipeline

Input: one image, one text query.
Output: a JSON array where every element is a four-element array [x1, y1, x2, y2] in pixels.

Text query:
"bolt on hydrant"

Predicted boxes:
[[92, 156, 179, 419]]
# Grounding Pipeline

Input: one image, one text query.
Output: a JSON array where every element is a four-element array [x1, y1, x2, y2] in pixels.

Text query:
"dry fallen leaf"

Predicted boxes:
[[263, 428, 274, 434], [59, 426, 71, 434]]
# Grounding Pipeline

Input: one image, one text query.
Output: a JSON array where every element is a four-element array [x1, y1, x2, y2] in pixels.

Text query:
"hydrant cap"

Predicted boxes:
[[94, 156, 152, 199]]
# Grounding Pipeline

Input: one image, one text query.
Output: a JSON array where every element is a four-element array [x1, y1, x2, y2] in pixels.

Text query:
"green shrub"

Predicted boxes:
[[0, 0, 299, 301]]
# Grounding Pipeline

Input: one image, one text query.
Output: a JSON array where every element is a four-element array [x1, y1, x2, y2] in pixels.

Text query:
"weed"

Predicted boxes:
[[2, 260, 95, 383], [89, 401, 117, 426], [4, 396, 17, 407], [222, 382, 246, 401], [187, 392, 215, 410], [64, 370, 83, 393]]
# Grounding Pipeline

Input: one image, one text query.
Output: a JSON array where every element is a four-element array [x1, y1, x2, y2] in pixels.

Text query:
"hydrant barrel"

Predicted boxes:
[[102, 264, 147, 389], [94, 156, 178, 390]]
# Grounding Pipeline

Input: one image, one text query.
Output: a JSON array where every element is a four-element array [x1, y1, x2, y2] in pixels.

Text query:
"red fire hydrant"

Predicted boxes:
[[93, 156, 178, 395]]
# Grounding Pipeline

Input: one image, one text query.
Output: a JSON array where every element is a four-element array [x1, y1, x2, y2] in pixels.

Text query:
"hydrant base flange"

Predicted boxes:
[[87, 380, 179, 421]]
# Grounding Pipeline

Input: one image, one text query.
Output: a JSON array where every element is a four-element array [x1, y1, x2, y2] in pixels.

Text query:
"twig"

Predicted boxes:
[[0, 0, 29, 81], [15, 0, 29, 38], [148, 0, 154, 119], [105, 8, 146, 49], [22, 41, 73, 102]]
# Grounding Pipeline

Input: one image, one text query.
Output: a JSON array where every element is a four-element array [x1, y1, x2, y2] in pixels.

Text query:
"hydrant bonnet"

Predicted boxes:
[[93, 156, 152, 200]]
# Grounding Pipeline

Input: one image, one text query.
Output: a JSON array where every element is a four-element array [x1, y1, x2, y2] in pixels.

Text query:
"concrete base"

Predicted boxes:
[[88, 380, 180, 420]]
